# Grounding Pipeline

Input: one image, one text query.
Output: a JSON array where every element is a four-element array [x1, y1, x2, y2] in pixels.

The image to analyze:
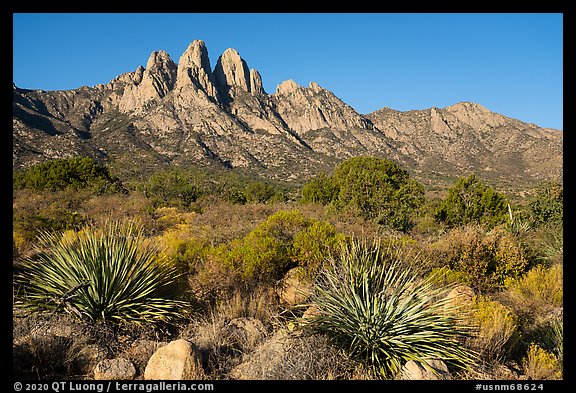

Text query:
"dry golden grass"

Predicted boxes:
[[522, 343, 562, 380], [503, 264, 563, 316], [466, 296, 519, 363]]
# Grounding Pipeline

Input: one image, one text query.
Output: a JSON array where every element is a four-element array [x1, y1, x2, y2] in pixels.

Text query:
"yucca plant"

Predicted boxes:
[[540, 315, 563, 363], [304, 238, 478, 379], [543, 232, 563, 264], [505, 204, 533, 236], [14, 221, 189, 326]]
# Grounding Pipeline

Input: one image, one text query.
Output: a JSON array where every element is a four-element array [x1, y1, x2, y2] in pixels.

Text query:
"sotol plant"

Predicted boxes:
[[14, 221, 189, 326], [305, 239, 478, 379]]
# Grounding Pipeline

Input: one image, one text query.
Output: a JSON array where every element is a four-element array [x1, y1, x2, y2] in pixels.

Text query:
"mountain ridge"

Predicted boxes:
[[12, 40, 562, 190]]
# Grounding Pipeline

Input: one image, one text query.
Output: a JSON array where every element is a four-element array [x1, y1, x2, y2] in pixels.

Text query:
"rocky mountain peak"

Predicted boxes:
[[447, 101, 488, 112], [133, 65, 145, 84], [178, 40, 211, 73], [275, 80, 300, 95], [118, 50, 177, 113], [309, 81, 322, 93], [444, 101, 505, 129], [146, 50, 174, 70], [175, 40, 220, 103], [214, 48, 253, 95]]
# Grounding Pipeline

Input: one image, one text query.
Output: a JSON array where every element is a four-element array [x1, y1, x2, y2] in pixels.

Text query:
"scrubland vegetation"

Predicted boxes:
[[12, 156, 563, 380]]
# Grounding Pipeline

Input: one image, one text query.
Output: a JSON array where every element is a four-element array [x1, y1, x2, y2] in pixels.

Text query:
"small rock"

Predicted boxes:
[[227, 317, 267, 347], [93, 358, 136, 380], [229, 330, 290, 380], [400, 359, 452, 380], [278, 267, 312, 306], [123, 340, 168, 377], [144, 339, 204, 380], [447, 285, 476, 304], [301, 304, 321, 321], [74, 344, 109, 375]]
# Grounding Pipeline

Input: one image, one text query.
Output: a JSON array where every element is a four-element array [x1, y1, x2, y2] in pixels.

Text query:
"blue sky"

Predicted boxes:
[[13, 13, 563, 130]]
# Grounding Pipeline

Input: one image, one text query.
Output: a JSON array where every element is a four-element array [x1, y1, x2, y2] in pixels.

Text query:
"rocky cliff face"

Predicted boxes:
[[12, 40, 562, 189]]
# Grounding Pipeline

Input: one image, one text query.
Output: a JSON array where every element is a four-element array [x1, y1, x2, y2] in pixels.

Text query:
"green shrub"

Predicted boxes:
[[224, 188, 247, 204], [300, 172, 338, 205], [142, 169, 201, 209], [527, 181, 563, 228], [13, 156, 121, 193], [292, 220, 346, 277], [157, 224, 212, 273], [427, 267, 472, 287], [12, 189, 93, 247], [435, 174, 508, 228], [300, 156, 425, 232], [305, 238, 477, 379], [14, 221, 189, 326], [220, 210, 344, 281], [221, 210, 308, 279], [244, 181, 278, 203]]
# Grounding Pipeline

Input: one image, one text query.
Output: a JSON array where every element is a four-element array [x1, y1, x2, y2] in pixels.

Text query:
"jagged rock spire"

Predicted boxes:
[[214, 48, 264, 95], [119, 50, 177, 112], [250, 68, 265, 95], [176, 40, 220, 102]]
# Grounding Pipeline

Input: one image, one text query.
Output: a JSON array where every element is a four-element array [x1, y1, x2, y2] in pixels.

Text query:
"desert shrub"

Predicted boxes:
[[227, 330, 368, 380], [14, 221, 189, 326], [300, 156, 425, 232], [435, 174, 508, 228], [244, 181, 278, 203], [467, 296, 519, 363], [214, 286, 280, 322], [292, 220, 346, 277], [193, 201, 287, 244], [153, 207, 197, 232], [13, 156, 121, 193], [300, 172, 338, 205], [411, 198, 448, 237], [220, 210, 344, 281], [157, 224, 212, 274], [82, 192, 156, 231], [429, 225, 529, 292], [503, 264, 563, 319], [484, 226, 530, 284], [224, 188, 248, 204], [141, 169, 202, 209], [13, 230, 29, 259], [427, 267, 473, 287], [305, 238, 477, 379], [220, 210, 307, 280], [527, 181, 563, 228], [13, 189, 92, 245], [522, 343, 562, 380]]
